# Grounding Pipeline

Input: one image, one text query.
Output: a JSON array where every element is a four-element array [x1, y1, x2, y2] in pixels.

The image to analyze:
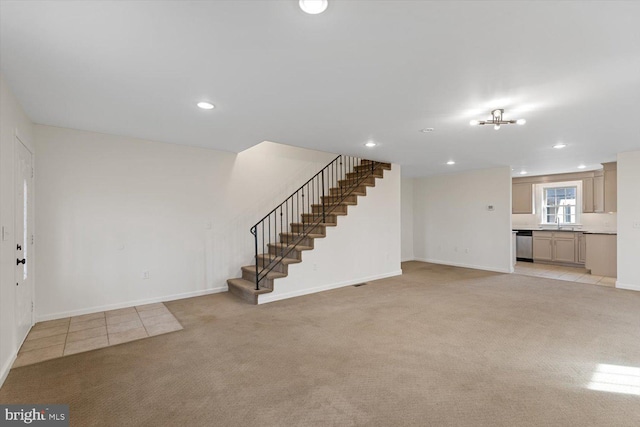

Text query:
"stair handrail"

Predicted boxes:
[[250, 155, 382, 290]]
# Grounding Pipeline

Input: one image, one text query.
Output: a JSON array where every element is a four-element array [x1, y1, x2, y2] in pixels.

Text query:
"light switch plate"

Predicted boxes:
[[1, 226, 8, 241]]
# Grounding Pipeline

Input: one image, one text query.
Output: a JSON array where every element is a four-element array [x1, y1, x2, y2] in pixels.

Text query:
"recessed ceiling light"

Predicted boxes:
[[577, 164, 586, 169], [420, 128, 435, 133], [520, 170, 528, 175], [299, 0, 328, 14], [553, 143, 567, 149], [197, 101, 214, 110], [446, 160, 455, 165], [365, 141, 376, 148]]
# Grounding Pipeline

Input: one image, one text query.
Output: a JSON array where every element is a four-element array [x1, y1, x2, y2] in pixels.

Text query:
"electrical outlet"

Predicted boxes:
[[142, 271, 150, 279], [634, 221, 640, 229], [465, 248, 469, 254]]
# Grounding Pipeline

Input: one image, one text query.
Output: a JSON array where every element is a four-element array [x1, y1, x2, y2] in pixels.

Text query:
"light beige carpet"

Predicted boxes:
[[1, 261, 639, 426]]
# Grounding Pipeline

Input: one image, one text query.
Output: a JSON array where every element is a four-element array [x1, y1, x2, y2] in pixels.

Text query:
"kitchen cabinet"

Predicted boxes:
[[533, 231, 582, 264], [582, 177, 594, 213], [594, 171, 604, 213], [603, 162, 617, 213], [585, 234, 617, 277], [577, 233, 587, 264], [533, 233, 553, 261], [512, 182, 533, 214]]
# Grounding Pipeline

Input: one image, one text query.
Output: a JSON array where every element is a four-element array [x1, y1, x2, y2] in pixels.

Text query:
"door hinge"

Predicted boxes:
[[31, 167, 34, 179], [31, 301, 34, 312], [31, 234, 34, 245]]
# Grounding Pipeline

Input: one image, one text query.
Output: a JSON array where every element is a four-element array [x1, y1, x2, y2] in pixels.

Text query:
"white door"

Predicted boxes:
[[15, 138, 34, 344]]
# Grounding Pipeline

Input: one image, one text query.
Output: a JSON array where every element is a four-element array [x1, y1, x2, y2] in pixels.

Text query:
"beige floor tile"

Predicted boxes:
[[66, 325, 107, 343], [106, 312, 141, 326], [145, 319, 183, 337], [137, 306, 170, 320], [68, 317, 106, 332], [107, 318, 143, 334], [108, 327, 148, 345], [575, 274, 603, 284], [20, 333, 67, 353], [32, 318, 70, 331], [135, 303, 165, 312], [598, 277, 617, 287], [63, 335, 109, 356], [70, 312, 105, 324], [558, 272, 584, 282], [140, 313, 178, 327], [26, 324, 69, 341], [105, 307, 137, 318], [13, 344, 64, 368]]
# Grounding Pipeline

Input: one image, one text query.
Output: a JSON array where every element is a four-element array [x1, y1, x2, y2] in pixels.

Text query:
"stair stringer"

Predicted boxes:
[[257, 164, 402, 304]]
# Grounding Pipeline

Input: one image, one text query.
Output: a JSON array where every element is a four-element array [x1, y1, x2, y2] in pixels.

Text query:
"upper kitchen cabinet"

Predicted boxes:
[[512, 162, 617, 214], [512, 182, 533, 214], [603, 162, 617, 213]]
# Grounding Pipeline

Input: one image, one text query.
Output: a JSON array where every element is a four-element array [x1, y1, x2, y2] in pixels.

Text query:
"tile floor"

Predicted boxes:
[[13, 303, 182, 368], [513, 261, 616, 287]]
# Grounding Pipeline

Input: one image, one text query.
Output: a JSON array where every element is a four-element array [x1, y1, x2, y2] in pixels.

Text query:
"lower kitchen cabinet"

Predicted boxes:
[[532, 231, 584, 265], [577, 233, 587, 264]]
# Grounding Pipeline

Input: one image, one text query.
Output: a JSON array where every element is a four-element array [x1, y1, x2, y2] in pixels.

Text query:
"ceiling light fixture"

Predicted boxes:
[[446, 160, 455, 165], [299, 0, 328, 14], [365, 141, 376, 148], [197, 101, 215, 110], [470, 109, 526, 130], [519, 170, 528, 175], [420, 128, 435, 133], [577, 164, 586, 169], [553, 143, 567, 149]]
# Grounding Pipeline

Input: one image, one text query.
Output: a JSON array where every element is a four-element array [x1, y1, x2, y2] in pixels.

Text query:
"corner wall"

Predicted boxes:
[[412, 167, 512, 273], [616, 150, 640, 291], [0, 74, 35, 386], [259, 165, 402, 303], [34, 126, 336, 320], [401, 177, 415, 262]]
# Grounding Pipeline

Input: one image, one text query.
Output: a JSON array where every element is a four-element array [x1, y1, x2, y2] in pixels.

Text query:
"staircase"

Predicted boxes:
[[227, 156, 391, 304]]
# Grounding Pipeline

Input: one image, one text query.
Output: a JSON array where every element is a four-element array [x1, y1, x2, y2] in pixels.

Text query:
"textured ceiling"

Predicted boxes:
[[1, 0, 639, 177]]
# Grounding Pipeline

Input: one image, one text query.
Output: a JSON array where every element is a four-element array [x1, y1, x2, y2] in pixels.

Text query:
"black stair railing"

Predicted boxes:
[[250, 155, 382, 290]]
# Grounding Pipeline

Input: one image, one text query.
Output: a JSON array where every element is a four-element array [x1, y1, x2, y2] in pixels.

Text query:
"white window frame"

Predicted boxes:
[[536, 181, 582, 225]]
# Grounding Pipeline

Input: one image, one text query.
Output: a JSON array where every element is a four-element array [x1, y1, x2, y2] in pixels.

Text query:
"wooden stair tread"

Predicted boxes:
[[268, 242, 313, 251], [256, 254, 302, 264], [280, 231, 325, 239], [227, 278, 272, 294], [240, 266, 287, 280], [290, 221, 337, 228]]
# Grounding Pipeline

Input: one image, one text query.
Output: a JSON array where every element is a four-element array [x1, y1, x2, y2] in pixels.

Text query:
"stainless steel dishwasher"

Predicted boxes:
[[516, 230, 533, 262]]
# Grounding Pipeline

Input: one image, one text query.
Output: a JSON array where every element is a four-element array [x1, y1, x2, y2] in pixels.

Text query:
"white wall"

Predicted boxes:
[[0, 74, 35, 386], [413, 167, 513, 273], [34, 126, 336, 320], [616, 150, 640, 291], [401, 177, 414, 261], [259, 165, 402, 303]]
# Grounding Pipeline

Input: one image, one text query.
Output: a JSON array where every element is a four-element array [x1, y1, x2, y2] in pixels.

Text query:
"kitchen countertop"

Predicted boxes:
[[513, 227, 617, 235]]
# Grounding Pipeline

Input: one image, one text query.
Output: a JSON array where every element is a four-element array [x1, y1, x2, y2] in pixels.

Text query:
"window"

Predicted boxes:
[[542, 186, 577, 224], [536, 180, 582, 225]]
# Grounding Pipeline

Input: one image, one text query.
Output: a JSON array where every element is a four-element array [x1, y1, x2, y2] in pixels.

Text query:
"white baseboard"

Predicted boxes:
[[0, 351, 18, 389], [36, 286, 228, 322], [401, 258, 416, 262], [413, 258, 512, 274], [258, 270, 403, 304], [615, 281, 640, 292]]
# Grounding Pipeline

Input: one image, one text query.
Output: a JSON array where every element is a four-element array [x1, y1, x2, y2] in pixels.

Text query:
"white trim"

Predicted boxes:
[[0, 352, 18, 389], [0, 324, 30, 388], [36, 286, 228, 322], [615, 282, 640, 292], [257, 270, 403, 304], [401, 257, 415, 262], [413, 258, 511, 274]]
